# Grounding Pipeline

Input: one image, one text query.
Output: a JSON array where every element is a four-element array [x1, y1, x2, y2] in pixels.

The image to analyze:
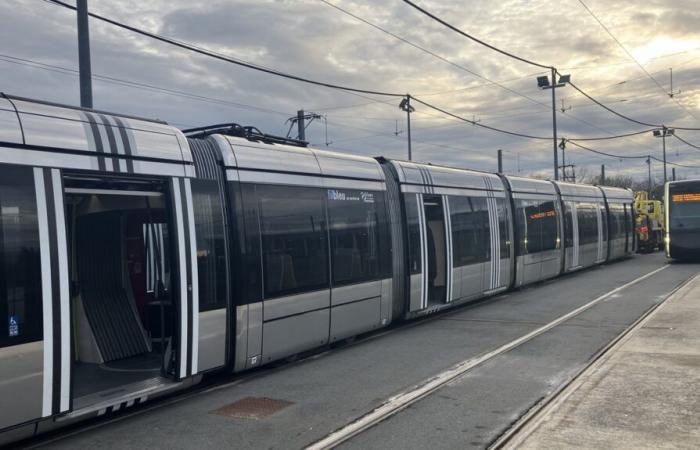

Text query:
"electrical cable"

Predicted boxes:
[[411, 97, 551, 140], [401, 0, 552, 69], [576, 0, 700, 125], [673, 133, 700, 151], [43, 0, 404, 98]]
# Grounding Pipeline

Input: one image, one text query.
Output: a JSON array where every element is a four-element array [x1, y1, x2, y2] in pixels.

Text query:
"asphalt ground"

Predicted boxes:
[[21, 252, 698, 450]]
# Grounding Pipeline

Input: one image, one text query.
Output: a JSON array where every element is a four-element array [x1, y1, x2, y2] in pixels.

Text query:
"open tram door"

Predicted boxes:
[[63, 173, 195, 413]]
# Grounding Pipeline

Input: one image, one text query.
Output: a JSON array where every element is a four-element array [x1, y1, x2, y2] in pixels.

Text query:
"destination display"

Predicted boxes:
[[529, 210, 556, 220], [671, 193, 700, 202]]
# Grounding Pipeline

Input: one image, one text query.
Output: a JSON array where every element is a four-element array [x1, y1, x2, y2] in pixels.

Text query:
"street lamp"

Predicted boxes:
[[652, 127, 674, 184], [537, 70, 570, 180]]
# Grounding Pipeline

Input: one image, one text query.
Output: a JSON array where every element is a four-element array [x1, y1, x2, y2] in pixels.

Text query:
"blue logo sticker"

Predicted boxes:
[[8, 315, 19, 337]]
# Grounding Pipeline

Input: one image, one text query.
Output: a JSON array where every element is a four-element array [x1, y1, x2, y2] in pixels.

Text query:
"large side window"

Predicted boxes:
[[191, 180, 227, 312], [515, 199, 541, 254], [328, 189, 382, 285], [563, 201, 574, 248], [578, 203, 598, 245], [538, 200, 560, 251], [451, 196, 486, 266], [405, 193, 422, 275], [0, 165, 42, 348], [258, 185, 328, 298]]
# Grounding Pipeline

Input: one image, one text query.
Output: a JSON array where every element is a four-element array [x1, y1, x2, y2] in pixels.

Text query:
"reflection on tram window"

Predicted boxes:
[[192, 179, 227, 311], [450, 196, 488, 266], [0, 165, 42, 348], [514, 199, 560, 254], [258, 185, 328, 298], [328, 189, 383, 285], [405, 193, 422, 275], [577, 203, 599, 245]]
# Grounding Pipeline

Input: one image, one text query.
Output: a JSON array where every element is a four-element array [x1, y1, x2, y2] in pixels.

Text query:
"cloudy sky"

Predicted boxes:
[[2, 0, 700, 181]]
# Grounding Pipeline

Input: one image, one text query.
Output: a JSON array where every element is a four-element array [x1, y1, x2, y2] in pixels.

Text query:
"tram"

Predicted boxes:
[[0, 94, 635, 444]]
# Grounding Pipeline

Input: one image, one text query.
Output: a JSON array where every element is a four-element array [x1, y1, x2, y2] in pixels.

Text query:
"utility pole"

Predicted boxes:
[[497, 149, 503, 173], [77, 0, 93, 108], [601, 164, 605, 185], [672, 167, 676, 181], [296, 110, 305, 142], [537, 70, 570, 181], [550, 67, 558, 181], [647, 156, 652, 193], [399, 95, 414, 161], [662, 128, 667, 184]]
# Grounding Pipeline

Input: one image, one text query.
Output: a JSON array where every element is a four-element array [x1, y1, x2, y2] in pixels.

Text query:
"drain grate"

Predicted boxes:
[[211, 397, 294, 419]]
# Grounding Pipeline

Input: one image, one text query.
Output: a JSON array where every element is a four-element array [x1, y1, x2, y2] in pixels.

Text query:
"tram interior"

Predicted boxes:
[[64, 177, 174, 405]]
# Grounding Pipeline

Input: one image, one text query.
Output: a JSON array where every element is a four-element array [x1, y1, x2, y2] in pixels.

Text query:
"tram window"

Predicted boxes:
[[258, 185, 328, 298], [538, 200, 560, 251], [374, 192, 392, 278], [450, 196, 487, 266], [495, 198, 510, 259], [609, 204, 625, 240], [237, 183, 262, 305], [191, 180, 227, 312], [577, 204, 598, 245], [0, 165, 42, 348], [328, 189, 381, 285], [514, 199, 541, 254], [563, 202, 574, 248], [405, 194, 422, 275]]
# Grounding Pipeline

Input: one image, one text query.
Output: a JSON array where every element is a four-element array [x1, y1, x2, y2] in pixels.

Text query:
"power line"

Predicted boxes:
[[576, 0, 700, 125], [318, 0, 549, 106], [411, 97, 551, 140], [566, 140, 648, 159], [321, 0, 639, 141], [567, 128, 656, 142], [673, 133, 700, 151], [401, 0, 551, 69], [568, 140, 700, 168], [0, 53, 296, 118], [43, 0, 404, 98]]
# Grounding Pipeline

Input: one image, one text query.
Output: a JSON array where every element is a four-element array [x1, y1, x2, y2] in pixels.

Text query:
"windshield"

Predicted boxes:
[[670, 190, 700, 228]]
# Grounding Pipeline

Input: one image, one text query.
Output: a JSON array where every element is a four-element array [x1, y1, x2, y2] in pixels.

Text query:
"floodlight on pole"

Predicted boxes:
[[537, 71, 570, 181], [652, 126, 674, 184]]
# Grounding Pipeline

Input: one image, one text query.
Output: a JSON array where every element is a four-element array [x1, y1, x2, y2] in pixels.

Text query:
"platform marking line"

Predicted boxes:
[[305, 265, 669, 450], [494, 270, 699, 450]]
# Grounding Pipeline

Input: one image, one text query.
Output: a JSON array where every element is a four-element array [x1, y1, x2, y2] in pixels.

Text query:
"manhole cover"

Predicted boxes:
[[211, 397, 294, 419]]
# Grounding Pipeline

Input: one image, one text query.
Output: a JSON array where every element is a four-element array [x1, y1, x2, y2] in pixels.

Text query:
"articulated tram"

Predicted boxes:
[[0, 95, 635, 444]]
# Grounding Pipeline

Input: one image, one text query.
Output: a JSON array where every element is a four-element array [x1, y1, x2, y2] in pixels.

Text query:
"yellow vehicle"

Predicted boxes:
[[634, 191, 664, 252]]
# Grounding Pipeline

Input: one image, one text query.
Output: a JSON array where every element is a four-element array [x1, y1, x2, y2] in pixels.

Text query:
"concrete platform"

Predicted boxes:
[[511, 268, 700, 449]]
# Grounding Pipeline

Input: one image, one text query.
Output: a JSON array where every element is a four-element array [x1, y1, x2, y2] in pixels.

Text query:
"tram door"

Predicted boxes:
[[423, 195, 448, 306], [63, 174, 190, 408]]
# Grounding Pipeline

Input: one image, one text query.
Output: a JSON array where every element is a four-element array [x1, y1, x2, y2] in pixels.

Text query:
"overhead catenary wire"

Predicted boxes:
[[567, 140, 700, 168], [673, 133, 700, 151], [398, 0, 700, 132], [411, 97, 552, 140], [401, 0, 552, 70], [319, 0, 648, 140], [576, 0, 700, 125], [43, 0, 404, 98], [39, 0, 700, 171]]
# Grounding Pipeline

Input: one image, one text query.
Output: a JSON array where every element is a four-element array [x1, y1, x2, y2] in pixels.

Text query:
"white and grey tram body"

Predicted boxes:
[[0, 95, 635, 444]]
